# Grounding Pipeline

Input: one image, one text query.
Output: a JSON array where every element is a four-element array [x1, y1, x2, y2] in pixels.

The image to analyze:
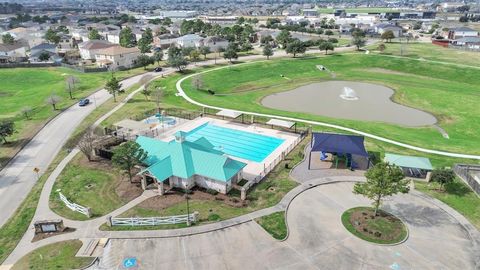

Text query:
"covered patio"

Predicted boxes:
[[308, 132, 370, 170], [384, 153, 433, 180]]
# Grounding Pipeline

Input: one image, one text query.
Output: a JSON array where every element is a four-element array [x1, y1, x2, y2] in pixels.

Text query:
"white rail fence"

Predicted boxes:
[[108, 212, 199, 227], [59, 192, 91, 217]]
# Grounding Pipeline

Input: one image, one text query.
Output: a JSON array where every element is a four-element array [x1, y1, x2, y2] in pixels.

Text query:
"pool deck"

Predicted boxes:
[[155, 116, 301, 182]]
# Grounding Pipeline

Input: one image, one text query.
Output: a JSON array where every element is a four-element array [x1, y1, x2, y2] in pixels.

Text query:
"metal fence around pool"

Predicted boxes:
[[454, 164, 480, 196]]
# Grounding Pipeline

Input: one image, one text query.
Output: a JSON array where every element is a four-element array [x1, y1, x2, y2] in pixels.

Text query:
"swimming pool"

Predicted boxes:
[[185, 124, 284, 162]]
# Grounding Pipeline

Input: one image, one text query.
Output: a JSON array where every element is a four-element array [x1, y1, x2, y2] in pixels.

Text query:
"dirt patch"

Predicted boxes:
[[362, 68, 410, 76], [137, 187, 247, 211], [75, 155, 143, 202], [32, 228, 76, 242]]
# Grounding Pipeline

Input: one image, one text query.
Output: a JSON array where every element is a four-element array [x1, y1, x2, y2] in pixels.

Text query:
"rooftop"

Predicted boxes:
[[136, 135, 246, 182], [95, 45, 140, 56], [384, 153, 433, 170]]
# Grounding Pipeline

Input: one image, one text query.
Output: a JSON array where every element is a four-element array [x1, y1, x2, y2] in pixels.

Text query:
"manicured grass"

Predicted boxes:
[[11, 240, 93, 270], [180, 53, 480, 155], [415, 179, 480, 230], [341, 207, 408, 244], [369, 42, 480, 67], [0, 67, 147, 169], [49, 153, 125, 220], [256, 211, 287, 240], [0, 150, 68, 264]]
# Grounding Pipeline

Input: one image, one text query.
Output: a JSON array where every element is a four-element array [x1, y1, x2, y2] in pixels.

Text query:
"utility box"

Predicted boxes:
[[34, 219, 65, 234]]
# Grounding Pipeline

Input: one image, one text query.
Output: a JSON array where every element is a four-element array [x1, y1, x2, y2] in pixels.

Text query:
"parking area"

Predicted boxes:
[[95, 182, 478, 270]]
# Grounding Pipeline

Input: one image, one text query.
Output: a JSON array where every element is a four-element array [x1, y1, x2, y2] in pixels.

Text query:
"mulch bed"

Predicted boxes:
[[349, 208, 405, 242], [32, 228, 76, 243], [136, 187, 248, 211]]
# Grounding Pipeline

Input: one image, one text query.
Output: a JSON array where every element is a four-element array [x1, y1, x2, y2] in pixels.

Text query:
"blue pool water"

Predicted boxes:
[[185, 124, 284, 162]]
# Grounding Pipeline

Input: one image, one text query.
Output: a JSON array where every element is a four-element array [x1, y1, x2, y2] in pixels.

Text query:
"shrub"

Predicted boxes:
[[206, 188, 219, 195]]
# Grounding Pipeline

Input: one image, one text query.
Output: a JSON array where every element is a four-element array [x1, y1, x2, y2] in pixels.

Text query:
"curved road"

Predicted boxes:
[[175, 63, 480, 160], [0, 72, 160, 227]]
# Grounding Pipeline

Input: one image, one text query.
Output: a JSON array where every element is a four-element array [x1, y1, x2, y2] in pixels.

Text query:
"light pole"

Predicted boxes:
[[185, 188, 191, 226]]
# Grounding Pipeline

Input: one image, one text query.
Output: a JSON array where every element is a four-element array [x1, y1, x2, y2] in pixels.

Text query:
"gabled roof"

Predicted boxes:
[[453, 26, 477, 32], [30, 43, 56, 51], [95, 45, 140, 56], [311, 132, 368, 157], [137, 135, 246, 182], [384, 153, 433, 170], [78, 40, 115, 50], [0, 43, 25, 52]]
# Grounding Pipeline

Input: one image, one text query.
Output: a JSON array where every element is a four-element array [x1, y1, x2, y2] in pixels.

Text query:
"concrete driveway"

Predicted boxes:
[[94, 182, 478, 270]]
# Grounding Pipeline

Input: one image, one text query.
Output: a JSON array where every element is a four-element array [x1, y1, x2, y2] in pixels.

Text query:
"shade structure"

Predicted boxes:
[[311, 132, 368, 157], [384, 153, 433, 170], [266, 119, 295, 129], [216, 109, 242, 119], [113, 119, 151, 132]]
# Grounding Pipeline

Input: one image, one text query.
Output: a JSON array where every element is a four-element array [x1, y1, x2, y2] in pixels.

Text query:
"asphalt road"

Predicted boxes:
[[0, 72, 155, 227]]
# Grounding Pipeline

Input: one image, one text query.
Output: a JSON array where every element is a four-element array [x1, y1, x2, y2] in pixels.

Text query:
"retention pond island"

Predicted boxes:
[[261, 81, 437, 127]]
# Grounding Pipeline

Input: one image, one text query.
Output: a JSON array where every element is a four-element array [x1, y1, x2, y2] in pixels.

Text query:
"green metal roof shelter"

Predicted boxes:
[[384, 153, 433, 171], [136, 133, 246, 183]]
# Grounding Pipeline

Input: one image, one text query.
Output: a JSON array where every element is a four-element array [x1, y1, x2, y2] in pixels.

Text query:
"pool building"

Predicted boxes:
[[134, 116, 302, 195], [137, 132, 246, 194]]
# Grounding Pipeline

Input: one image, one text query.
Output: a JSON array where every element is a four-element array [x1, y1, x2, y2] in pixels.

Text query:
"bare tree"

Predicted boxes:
[[65, 75, 79, 99], [78, 129, 98, 161], [45, 94, 61, 110], [21, 106, 32, 119], [152, 87, 164, 113], [191, 74, 204, 90]]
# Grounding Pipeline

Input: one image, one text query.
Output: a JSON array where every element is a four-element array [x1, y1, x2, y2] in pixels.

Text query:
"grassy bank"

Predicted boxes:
[[11, 240, 93, 270], [179, 53, 480, 155], [415, 179, 480, 230]]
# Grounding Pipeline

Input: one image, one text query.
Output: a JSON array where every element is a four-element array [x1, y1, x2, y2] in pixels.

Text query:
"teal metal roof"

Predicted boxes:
[[136, 136, 246, 182], [384, 153, 433, 170]]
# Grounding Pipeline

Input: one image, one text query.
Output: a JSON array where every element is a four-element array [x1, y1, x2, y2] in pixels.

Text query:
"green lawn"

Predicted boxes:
[[256, 211, 288, 240], [12, 240, 93, 270], [415, 179, 480, 230], [179, 53, 480, 155], [0, 66, 148, 169], [369, 42, 480, 67], [49, 153, 126, 220]]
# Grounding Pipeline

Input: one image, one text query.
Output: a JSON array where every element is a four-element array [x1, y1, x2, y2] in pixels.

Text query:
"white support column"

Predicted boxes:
[[158, 181, 165, 195], [141, 175, 147, 190]]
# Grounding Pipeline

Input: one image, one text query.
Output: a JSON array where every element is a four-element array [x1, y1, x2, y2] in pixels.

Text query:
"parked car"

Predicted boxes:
[[78, 98, 90, 106], [154, 67, 163, 72]]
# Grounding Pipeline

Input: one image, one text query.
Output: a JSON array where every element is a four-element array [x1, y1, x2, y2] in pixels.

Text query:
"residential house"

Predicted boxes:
[[448, 27, 479, 40], [153, 33, 179, 49], [78, 40, 115, 60], [106, 30, 121, 44], [94, 45, 140, 69], [29, 43, 59, 62], [303, 9, 319, 17], [0, 43, 27, 63], [136, 132, 246, 195], [375, 23, 403, 37], [199, 36, 229, 51], [451, 36, 480, 50], [57, 34, 77, 53], [175, 34, 203, 48]]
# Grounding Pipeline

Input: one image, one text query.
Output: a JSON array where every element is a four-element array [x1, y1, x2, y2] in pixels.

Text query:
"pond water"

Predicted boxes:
[[261, 81, 437, 127]]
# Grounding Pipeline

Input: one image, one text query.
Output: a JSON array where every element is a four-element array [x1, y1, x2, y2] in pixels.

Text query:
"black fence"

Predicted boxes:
[[454, 164, 480, 196], [0, 62, 59, 68], [61, 63, 108, 73]]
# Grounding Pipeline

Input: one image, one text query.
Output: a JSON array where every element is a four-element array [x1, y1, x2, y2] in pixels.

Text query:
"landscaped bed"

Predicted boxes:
[[11, 240, 93, 270], [341, 206, 408, 245]]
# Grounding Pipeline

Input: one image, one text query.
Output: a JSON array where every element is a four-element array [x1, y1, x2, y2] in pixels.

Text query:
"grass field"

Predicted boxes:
[[180, 53, 480, 155], [11, 240, 93, 270], [369, 42, 480, 67], [256, 211, 288, 240], [0, 66, 148, 168], [415, 179, 480, 230]]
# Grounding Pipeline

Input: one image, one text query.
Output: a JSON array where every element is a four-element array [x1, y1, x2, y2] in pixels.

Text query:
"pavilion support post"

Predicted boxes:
[[308, 151, 312, 170], [158, 181, 165, 195], [141, 175, 147, 190]]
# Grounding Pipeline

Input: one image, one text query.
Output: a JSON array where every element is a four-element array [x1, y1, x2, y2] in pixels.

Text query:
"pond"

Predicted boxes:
[[261, 81, 437, 127]]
